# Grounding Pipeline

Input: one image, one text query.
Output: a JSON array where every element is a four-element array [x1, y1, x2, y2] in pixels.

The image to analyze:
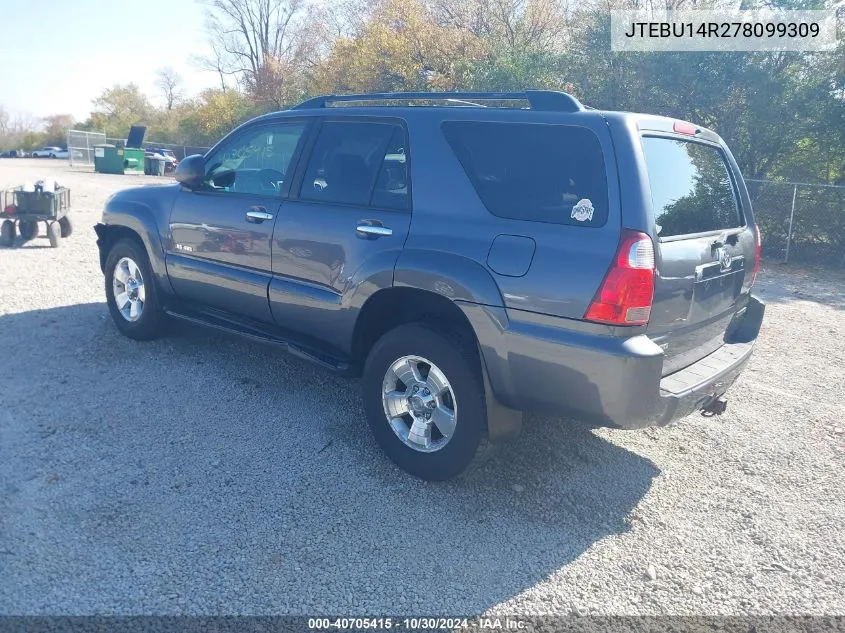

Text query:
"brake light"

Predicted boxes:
[[673, 121, 699, 136], [4, 205, 15, 215], [750, 224, 761, 288], [584, 230, 655, 326]]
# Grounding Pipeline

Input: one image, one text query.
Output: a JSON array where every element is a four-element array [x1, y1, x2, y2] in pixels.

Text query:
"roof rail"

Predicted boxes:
[[291, 91, 584, 113]]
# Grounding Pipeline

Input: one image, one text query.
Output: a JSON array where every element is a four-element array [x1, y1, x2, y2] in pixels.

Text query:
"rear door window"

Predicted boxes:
[[442, 121, 609, 226], [300, 120, 409, 210], [641, 136, 743, 238]]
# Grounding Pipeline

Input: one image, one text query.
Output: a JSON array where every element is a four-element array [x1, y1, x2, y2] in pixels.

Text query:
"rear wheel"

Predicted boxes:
[[59, 216, 73, 238], [0, 220, 15, 246], [104, 238, 165, 340], [18, 220, 38, 241], [362, 323, 488, 480]]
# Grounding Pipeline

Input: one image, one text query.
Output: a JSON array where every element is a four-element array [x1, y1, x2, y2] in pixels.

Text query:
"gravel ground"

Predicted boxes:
[[0, 159, 843, 616]]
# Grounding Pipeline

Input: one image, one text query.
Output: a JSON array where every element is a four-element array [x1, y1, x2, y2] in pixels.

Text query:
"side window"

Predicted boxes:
[[641, 136, 742, 237], [301, 121, 408, 209], [441, 121, 609, 226], [204, 122, 307, 196]]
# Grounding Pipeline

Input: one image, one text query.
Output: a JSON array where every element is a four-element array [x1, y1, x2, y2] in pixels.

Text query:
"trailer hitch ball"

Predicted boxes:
[[701, 398, 728, 417]]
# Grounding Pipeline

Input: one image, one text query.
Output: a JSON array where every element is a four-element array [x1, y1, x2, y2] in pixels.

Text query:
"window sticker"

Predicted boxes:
[[571, 198, 595, 223]]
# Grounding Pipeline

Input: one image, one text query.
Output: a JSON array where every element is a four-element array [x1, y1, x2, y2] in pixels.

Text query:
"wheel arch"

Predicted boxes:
[[352, 287, 480, 368], [353, 286, 523, 445], [95, 218, 173, 296]]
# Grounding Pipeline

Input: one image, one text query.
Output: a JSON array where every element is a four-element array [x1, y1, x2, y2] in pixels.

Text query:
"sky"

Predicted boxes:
[[0, 0, 220, 122]]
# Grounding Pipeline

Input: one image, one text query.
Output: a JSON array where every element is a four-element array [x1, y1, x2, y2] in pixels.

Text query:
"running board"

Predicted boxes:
[[164, 308, 352, 374]]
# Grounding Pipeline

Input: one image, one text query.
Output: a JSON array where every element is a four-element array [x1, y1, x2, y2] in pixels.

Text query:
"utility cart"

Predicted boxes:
[[0, 185, 73, 248]]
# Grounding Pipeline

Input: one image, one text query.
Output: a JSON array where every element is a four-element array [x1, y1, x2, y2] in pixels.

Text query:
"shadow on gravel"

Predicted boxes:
[[0, 303, 659, 614]]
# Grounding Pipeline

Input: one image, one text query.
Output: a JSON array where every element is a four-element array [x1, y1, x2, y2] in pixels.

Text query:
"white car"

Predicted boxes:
[[31, 146, 64, 158]]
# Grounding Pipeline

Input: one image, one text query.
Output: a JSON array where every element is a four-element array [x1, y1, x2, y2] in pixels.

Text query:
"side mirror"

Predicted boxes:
[[174, 154, 206, 189]]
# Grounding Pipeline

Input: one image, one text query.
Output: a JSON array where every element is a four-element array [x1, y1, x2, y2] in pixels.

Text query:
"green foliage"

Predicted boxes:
[[2, 0, 841, 196], [87, 84, 154, 138]]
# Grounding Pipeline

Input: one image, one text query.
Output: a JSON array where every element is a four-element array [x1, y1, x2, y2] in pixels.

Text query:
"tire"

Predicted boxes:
[[104, 238, 165, 340], [59, 215, 73, 238], [0, 219, 15, 246], [47, 222, 61, 248], [362, 323, 489, 481], [18, 220, 38, 241]]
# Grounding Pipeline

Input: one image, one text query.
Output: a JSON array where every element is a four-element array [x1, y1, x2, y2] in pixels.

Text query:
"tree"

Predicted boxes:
[[88, 84, 154, 137], [178, 88, 253, 146], [156, 67, 184, 111], [0, 107, 43, 151], [41, 114, 75, 146], [314, 0, 486, 94], [200, 0, 318, 107]]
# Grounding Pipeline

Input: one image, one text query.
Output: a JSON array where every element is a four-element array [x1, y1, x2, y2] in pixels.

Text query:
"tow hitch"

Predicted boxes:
[[701, 397, 728, 417]]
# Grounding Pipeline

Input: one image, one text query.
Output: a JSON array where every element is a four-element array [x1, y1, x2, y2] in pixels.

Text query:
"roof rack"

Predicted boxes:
[[292, 90, 584, 113]]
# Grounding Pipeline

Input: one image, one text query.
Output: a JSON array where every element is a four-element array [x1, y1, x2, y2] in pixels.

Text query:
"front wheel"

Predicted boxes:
[[47, 221, 61, 248], [18, 220, 38, 241], [104, 238, 165, 340], [362, 323, 489, 481], [0, 220, 15, 246]]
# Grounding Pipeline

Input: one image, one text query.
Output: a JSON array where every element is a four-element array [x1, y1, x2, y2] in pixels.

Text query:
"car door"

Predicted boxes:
[[269, 118, 412, 351], [166, 119, 311, 323]]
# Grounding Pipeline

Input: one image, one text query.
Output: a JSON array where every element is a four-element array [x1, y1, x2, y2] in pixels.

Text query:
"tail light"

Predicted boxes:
[[4, 205, 15, 215], [749, 224, 761, 288], [584, 230, 655, 326]]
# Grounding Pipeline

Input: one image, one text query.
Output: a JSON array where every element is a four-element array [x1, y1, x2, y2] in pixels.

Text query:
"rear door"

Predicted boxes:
[[268, 118, 412, 351], [640, 133, 756, 374]]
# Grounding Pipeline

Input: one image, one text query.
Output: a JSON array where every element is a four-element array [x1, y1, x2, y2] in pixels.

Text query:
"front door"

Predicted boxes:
[[166, 120, 310, 323], [269, 119, 412, 351]]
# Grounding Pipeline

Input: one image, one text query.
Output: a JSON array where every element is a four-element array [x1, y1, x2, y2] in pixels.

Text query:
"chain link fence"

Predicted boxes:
[[66, 129, 106, 167], [104, 139, 210, 160], [746, 179, 845, 268]]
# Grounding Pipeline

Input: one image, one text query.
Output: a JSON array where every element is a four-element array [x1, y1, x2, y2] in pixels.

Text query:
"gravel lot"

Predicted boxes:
[[1, 158, 843, 616]]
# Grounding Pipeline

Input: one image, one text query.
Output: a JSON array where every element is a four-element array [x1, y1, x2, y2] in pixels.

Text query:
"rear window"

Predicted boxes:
[[442, 122, 609, 226], [641, 136, 743, 238]]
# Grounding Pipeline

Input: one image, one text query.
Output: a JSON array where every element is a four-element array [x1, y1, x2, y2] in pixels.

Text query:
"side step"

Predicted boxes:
[[164, 307, 352, 374]]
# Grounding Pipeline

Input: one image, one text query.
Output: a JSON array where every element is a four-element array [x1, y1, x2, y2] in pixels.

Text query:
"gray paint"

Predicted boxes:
[[96, 99, 764, 430], [486, 235, 536, 278]]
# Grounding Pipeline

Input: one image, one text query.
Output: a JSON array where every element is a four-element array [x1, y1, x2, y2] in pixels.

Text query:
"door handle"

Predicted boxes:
[[246, 208, 274, 223], [356, 224, 393, 238]]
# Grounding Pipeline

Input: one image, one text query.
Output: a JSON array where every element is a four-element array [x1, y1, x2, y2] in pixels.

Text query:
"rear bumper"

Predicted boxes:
[[460, 295, 764, 429]]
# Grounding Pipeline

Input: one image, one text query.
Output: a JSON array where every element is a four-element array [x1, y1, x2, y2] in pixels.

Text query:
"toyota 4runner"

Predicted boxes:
[[95, 91, 765, 480]]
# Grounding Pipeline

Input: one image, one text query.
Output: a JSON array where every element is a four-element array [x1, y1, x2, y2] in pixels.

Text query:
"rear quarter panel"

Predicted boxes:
[[404, 110, 621, 320]]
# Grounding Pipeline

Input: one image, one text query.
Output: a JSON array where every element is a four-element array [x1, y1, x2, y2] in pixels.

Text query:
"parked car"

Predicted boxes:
[[94, 91, 765, 480], [31, 146, 64, 158], [0, 149, 25, 158]]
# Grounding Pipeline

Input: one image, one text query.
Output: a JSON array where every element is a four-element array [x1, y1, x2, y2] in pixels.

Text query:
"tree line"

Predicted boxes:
[[1, 0, 842, 186]]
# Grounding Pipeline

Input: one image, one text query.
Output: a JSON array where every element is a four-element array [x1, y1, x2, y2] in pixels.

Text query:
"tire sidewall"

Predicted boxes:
[[363, 324, 486, 481], [19, 220, 38, 241], [59, 216, 73, 238], [104, 239, 162, 339]]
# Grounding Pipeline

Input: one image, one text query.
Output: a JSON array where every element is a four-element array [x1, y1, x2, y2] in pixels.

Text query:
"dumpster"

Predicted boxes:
[[93, 144, 124, 174], [123, 148, 145, 174]]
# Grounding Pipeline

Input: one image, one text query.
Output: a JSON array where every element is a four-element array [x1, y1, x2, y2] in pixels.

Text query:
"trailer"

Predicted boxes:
[[0, 185, 73, 248]]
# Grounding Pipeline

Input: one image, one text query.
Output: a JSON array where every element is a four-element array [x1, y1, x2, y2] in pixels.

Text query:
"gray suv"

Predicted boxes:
[[95, 91, 765, 480]]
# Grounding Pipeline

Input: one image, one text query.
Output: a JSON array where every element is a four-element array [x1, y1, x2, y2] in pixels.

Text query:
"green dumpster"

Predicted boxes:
[[123, 148, 145, 174], [93, 144, 123, 174]]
